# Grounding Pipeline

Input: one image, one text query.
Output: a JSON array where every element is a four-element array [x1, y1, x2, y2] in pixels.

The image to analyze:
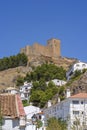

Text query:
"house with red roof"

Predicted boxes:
[[0, 94, 26, 130]]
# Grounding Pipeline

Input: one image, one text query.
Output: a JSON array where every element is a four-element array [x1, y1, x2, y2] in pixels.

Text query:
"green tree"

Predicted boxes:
[[46, 117, 67, 130], [0, 53, 28, 71], [39, 78, 47, 91], [74, 70, 82, 77], [36, 120, 43, 129], [16, 75, 24, 86], [26, 63, 66, 82]]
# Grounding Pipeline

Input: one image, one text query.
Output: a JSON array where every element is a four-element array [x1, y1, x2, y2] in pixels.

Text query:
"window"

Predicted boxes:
[[82, 121, 86, 126], [39, 115, 41, 119], [76, 64, 80, 67], [73, 111, 79, 115], [72, 100, 79, 104], [81, 101, 84, 104], [81, 111, 84, 114], [69, 71, 73, 76], [49, 110, 51, 114], [73, 121, 80, 125], [82, 64, 86, 67]]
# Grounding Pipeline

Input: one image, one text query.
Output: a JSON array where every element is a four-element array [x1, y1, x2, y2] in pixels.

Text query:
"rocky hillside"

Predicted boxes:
[[0, 66, 31, 89], [68, 71, 87, 94], [0, 56, 77, 89], [27, 55, 77, 69]]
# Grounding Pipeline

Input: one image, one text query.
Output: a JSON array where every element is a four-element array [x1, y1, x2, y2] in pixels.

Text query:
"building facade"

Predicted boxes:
[[66, 61, 87, 80], [46, 79, 67, 86], [20, 81, 33, 101], [0, 94, 26, 130], [24, 105, 46, 130], [43, 92, 87, 130], [6, 87, 19, 94]]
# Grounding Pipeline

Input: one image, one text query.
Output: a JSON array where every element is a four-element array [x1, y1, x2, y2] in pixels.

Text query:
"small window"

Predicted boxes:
[[72, 100, 79, 104], [82, 64, 86, 67], [82, 121, 86, 126], [39, 115, 41, 119], [81, 101, 84, 104], [73, 111, 79, 115], [73, 121, 80, 125], [76, 64, 80, 67], [82, 111, 84, 114], [69, 71, 73, 76]]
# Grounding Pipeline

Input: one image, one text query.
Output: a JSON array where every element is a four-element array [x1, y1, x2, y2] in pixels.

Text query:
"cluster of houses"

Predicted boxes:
[[0, 61, 87, 130]]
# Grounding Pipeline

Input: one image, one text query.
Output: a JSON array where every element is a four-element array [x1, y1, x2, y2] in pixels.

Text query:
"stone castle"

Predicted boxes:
[[20, 38, 61, 58]]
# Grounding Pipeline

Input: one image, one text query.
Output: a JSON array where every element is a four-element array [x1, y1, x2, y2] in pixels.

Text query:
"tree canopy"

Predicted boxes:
[[46, 117, 67, 130], [16, 63, 66, 107], [24, 63, 66, 82], [0, 53, 28, 71]]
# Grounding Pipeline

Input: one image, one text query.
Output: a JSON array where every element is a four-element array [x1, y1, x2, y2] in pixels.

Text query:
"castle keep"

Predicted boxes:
[[20, 38, 61, 58]]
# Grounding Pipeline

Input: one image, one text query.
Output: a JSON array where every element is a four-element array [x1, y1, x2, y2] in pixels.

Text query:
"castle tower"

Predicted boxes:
[[20, 38, 61, 58], [25, 45, 30, 56], [47, 38, 61, 57]]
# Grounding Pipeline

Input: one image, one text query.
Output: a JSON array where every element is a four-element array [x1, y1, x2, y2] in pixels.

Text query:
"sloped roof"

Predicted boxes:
[[70, 93, 87, 98], [6, 87, 18, 91], [0, 94, 25, 118]]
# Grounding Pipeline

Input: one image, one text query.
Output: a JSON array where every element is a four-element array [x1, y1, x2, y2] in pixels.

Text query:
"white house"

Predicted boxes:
[[43, 90, 87, 130], [24, 105, 40, 120], [6, 87, 19, 94], [0, 93, 26, 130], [46, 79, 67, 86], [24, 105, 40, 130], [20, 81, 33, 100], [66, 61, 87, 80]]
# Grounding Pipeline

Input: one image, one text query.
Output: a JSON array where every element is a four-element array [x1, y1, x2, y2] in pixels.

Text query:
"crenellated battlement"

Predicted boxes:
[[20, 38, 61, 58]]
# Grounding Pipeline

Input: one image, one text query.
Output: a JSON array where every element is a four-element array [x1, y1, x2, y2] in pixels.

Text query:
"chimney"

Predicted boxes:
[[66, 89, 71, 98], [48, 100, 51, 107]]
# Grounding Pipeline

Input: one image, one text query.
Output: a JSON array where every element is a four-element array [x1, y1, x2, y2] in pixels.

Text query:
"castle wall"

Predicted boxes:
[[47, 39, 61, 57], [20, 38, 61, 58]]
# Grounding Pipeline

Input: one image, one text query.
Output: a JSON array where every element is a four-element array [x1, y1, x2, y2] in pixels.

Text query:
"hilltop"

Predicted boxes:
[[0, 56, 76, 89], [20, 38, 77, 69], [0, 38, 78, 89]]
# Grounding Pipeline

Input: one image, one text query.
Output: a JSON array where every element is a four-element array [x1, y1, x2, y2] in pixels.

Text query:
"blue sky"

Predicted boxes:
[[0, 1, 87, 62]]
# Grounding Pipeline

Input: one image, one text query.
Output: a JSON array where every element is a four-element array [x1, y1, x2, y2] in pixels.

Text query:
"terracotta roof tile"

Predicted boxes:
[[16, 94, 26, 116], [0, 94, 25, 118], [70, 93, 87, 98]]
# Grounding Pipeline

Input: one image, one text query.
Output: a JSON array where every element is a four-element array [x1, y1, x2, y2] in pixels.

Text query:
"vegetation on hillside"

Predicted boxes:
[[30, 80, 59, 107], [16, 64, 66, 86], [0, 53, 28, 71], [16, 63, 66, 107], [66, 69, 87, 87], [46, 117, 67, 130]]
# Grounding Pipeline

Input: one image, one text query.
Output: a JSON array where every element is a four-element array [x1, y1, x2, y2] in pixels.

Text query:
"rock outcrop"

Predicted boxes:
[[68, 71, 87, 94]]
